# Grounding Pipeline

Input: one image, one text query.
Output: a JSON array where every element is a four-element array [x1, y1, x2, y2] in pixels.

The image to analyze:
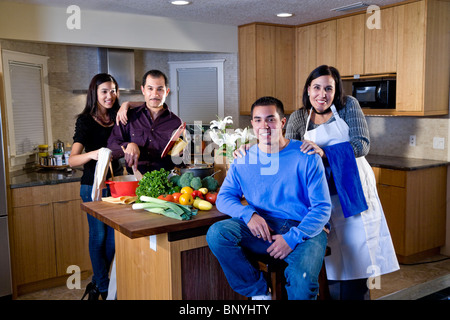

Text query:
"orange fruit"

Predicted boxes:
[[180, 186, 194, 195], [179, 193, 194, 205]]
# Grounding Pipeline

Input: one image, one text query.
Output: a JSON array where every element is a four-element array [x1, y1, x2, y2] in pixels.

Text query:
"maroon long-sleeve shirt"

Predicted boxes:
[[107, 103, 182, 174]]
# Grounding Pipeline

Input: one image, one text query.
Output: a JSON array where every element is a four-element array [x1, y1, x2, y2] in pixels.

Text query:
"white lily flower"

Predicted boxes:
[[209, 130, 224, 147], [224, 133, 238, 148], [210, 116, 233, 130]]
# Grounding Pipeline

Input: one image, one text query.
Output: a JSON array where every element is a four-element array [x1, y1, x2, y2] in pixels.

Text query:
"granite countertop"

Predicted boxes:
[[10, 166, 83, 189], [366, 154, 450, 171]]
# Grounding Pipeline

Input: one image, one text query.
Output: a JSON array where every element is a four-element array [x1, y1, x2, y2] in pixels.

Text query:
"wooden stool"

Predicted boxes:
[[254, 246, 331, 300]]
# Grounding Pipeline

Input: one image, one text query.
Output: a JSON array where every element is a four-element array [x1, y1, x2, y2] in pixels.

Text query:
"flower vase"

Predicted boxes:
[[213, 149, 231, 186]]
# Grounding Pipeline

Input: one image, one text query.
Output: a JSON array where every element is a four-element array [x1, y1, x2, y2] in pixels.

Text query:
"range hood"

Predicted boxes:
[[98, 48, 136, 91]]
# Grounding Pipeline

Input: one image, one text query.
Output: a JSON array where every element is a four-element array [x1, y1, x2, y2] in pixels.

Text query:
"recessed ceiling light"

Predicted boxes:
[[277, 13, 293, 18], [171, 1, 191, 5]]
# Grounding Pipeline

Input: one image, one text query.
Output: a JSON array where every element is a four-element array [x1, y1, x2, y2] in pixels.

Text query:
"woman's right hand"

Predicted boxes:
[[300, 140, 325, 158], [116, 101, 130, 125], [233, 143, 250, 159]]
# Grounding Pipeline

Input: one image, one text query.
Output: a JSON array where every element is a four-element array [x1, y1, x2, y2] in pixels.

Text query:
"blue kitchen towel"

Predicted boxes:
[[323, 142, 368, 218]]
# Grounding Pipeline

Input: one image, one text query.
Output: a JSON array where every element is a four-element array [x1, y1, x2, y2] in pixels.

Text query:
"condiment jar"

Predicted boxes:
[[53, 140, 65, 154]]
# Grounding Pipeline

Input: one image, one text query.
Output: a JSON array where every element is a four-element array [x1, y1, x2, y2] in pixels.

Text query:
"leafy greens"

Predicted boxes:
[[135, 168, 174, 201]]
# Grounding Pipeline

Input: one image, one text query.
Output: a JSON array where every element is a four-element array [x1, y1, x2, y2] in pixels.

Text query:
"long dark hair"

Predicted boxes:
[[302, 65, 347, 110], [78, 73, 120, 119]]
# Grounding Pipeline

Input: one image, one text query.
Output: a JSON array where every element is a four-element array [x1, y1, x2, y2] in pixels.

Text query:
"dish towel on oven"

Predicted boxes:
[[323, 142, 368, 218], [91, 147, 112, 201]]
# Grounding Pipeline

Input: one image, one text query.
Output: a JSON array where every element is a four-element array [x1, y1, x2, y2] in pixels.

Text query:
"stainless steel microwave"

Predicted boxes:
[[352, 80, 396, 109]]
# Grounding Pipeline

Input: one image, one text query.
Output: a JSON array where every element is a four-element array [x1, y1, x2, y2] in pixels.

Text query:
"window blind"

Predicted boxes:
[[9, 62, 46, 155], [177, 67, 218, 125]]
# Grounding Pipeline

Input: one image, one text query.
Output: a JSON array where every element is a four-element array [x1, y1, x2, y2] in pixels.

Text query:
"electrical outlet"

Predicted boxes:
[[409, 135, 416, 147], [433, 137, 445, 150]]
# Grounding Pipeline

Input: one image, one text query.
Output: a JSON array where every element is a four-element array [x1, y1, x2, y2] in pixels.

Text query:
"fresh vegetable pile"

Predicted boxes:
[[135, 169, 180, 201], [169, 172, 219, 192], [132, 196, 197, 220], [133, 169, 220, 219]]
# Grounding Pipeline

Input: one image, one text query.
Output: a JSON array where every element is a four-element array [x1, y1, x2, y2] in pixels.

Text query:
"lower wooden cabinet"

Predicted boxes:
[[10, 182, 91, 296], [372, 166, 447, 263]]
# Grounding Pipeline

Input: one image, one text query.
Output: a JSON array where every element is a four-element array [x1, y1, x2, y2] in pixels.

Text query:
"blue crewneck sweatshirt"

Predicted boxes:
[[216, 139, 331, 249]]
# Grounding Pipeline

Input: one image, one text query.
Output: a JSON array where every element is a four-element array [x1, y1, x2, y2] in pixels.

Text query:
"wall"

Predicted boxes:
[[0, 2, 238, 53]]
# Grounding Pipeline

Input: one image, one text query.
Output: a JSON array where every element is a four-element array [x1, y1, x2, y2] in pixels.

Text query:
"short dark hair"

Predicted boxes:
[[142, 69, 169, 87], [302, 65, 347, 110], [251, 96, 285, 119]]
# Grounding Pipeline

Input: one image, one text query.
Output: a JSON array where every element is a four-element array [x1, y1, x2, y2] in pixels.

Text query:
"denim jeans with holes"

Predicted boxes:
[[80, 184, 115, 293], [206, 215, 327, 300]]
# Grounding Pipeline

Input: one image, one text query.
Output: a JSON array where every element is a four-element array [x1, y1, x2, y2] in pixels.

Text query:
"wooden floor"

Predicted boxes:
[[14, 254, 450, 300]]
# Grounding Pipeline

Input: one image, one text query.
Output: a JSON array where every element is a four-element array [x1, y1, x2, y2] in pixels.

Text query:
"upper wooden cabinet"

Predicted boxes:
[[336, 14, 365, 76], [364, 6, 398, 74], [395, 0, 450, 115], [336, 7, 398, 76], [239, 24, 295, 115], [295, 20, 336, 104]]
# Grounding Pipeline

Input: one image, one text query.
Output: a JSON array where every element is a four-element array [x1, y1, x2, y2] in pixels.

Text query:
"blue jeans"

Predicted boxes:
[[80, 184, 115, 293], [206, 216, 328, 300]]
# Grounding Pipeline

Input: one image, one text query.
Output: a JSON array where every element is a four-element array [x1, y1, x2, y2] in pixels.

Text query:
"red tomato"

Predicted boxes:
[[191, 190, 204, 199], [205, 192, 217, 205], [157, 194, 174, 202], [172, 192, 182, 203]]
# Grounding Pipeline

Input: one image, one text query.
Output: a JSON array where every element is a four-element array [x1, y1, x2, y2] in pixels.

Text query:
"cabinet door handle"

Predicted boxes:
[[54, 200, 69, 204], [39, 203, 51, 206]]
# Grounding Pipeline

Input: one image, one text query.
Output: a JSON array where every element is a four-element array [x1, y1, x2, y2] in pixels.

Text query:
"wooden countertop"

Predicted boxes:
[[81, 201, 229, 239]]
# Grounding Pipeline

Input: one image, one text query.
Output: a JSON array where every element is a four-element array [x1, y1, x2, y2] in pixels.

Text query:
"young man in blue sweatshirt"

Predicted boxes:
[[206, 96, 331, 300]]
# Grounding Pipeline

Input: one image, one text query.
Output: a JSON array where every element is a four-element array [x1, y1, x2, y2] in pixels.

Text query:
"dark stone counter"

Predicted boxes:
[[366, 154, 450, 171], [10, 167, 82, 189]]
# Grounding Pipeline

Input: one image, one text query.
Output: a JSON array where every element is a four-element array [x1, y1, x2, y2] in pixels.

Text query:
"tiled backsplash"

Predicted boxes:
[[366, 116, 449, 161]]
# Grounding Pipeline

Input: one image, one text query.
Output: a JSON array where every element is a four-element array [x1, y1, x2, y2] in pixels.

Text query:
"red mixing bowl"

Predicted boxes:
[[106, 175, 139, 197]]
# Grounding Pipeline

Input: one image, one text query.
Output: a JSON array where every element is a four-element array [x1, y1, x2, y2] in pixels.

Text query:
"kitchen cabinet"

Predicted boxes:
[[336, 14, 365, 77], [372, 165, 447, 263], [10, 182, 91, 296], [239, 23, 295, 115], [395, 0, 450, 115], [364, 6, 398, 74], [295, 20, 336, 103]]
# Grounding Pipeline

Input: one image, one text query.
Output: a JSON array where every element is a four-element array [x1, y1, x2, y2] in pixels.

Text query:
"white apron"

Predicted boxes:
[[304, 105, 399, 280]]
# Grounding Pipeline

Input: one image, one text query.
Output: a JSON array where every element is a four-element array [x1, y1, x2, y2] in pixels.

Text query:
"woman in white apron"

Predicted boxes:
[[286, 65, 399, 299]]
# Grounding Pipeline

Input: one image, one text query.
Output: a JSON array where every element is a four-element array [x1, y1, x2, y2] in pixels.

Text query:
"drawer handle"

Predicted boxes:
[[54, 200, 69, 204], [39, 203, 50, 206]]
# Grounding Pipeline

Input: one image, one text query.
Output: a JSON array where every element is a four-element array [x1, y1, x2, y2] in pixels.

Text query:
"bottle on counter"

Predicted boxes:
[[53, 140, 65, 154], [38, 144, 49, 165], [54, 153, 63, 166], [64, 151, 70, 165]]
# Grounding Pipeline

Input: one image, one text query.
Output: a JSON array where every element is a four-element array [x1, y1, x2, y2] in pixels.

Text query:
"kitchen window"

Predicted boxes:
[[2, 50, 52, 169], [168, 59, 225, 125]]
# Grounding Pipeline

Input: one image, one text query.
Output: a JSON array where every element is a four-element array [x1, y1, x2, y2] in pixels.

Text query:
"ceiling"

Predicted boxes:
[[8, 0, 405, 26]]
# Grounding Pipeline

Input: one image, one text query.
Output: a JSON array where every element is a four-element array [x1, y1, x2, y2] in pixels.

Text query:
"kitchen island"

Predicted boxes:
[[81, 200, 245, 300]]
